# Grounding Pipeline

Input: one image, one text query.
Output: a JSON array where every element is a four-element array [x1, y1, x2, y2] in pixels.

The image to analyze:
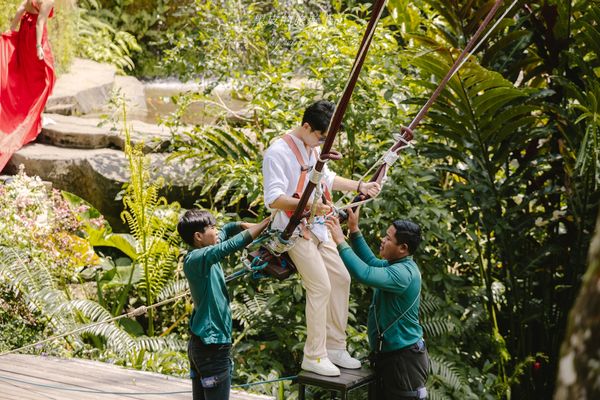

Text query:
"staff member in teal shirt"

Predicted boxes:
[[326, 208, 429, 400], [177, 209, 269, 400]]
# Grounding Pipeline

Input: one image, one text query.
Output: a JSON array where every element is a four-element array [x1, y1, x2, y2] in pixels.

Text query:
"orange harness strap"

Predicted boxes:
[[281, 135, 332, 239], [282, 135, 312, 202]]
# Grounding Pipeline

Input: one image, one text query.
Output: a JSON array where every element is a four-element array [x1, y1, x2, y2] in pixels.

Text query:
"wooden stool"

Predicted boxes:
[[297, 366, 376, 400]]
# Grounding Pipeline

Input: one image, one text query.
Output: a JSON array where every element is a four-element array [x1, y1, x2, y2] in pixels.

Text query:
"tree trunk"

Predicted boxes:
[[554, 212, 600, 399]]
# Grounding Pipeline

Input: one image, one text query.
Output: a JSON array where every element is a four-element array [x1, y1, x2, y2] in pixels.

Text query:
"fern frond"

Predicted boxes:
[[64, 299, 112, 322], [81, 322, 136, 355], [420, 291, 445, 315], [0, 246, 81, 348], [429, 354, 476, 399], [427, 385, 452, 400], [231, 292, 269, 328], [136, 335, 187, 352], [0, 247, 54, 295], [422, 316, 455, 338], [157, 280, 189, 301], [120, 116, 183, 336]]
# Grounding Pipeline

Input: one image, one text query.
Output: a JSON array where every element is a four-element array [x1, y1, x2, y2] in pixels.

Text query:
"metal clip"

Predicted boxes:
[[264, 232, 296, 255]]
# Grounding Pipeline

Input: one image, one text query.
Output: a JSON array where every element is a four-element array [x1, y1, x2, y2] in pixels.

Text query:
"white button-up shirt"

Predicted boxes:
[[263, 134, 336, 242]]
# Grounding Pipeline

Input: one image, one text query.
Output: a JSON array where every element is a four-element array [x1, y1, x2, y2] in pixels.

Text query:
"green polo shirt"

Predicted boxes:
[[183, 222, 252, 344], [337, 232, 423, 353]]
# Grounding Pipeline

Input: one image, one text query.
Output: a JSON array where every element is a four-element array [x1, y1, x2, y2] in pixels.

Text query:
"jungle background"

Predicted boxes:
[[1, 0, 599, 399]]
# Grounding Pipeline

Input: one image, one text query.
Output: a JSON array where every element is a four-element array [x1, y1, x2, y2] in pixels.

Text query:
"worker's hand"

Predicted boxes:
[[347, 206, 360, 234], [245, 216, 271, 239], [360, 181, 381, 198], [259, 216, 271, 231], [241, 216, 270, 230], [240, 221, 252, 230], [325, 216, 345, 245]]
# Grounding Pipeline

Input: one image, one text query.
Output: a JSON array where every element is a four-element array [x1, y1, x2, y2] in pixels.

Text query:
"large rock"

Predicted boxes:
[[6, 144, 200, 231], [112, 75, 148, 119], [40, 115, 110, 149], [45, 58, 116, 115], [39, 114, 174, 152], [144, 80, 250, 126]]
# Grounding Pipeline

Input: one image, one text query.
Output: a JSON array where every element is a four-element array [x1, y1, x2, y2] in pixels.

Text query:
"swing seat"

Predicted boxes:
[[246, 248, 296, 280]]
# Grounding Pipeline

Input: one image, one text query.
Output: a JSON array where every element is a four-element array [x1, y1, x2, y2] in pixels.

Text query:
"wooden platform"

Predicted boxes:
[[0, 354, 273, 400]]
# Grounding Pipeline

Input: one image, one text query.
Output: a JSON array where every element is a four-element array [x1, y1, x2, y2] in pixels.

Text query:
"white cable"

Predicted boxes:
[[335, 0, 518, 211], [451, 0, 520, 79]]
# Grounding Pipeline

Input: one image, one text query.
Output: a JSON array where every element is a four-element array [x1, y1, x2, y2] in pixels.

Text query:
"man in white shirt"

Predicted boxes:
[[262, 100, 381, 376]]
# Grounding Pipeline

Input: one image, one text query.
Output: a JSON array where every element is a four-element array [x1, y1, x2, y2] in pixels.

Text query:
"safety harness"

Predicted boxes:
[[281, 134, 332, 238], [281, 135, 332, 207]]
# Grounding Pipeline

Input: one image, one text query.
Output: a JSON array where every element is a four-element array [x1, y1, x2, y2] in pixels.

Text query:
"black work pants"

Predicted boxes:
[[372, 340, 430, 399]]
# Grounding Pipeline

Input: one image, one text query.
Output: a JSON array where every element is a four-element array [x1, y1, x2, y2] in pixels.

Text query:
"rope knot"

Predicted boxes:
[[130, 306, 148, 317]]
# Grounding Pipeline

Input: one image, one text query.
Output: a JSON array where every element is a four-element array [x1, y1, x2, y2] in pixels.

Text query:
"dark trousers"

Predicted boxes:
[[188, 334, 232, 400], [372, 340, 430, 400]]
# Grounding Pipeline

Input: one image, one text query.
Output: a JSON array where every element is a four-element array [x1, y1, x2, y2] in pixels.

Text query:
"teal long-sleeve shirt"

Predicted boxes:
[[183, 222, 252, 344], [337, 232, 423, 353]]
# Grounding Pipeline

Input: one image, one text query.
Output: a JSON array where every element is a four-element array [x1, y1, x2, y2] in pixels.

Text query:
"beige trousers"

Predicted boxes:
[[288, 232, 351, 360]]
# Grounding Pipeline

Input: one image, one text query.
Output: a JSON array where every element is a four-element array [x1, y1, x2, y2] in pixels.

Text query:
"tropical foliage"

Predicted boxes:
[[75, 0, 142, 73], [0, 170, 98, 356], [119, 116, 182, 336], [163, 0, 599, 398], [0, 151, 188, 376], [74, 0, 196, 76], [1, 1, 598, 399]]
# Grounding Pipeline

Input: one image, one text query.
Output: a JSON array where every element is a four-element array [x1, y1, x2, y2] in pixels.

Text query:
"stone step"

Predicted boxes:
[[40, 114, 110, 149], [6, 143, 198, 230], [40, 114, 174, 152], [45, 58, 116, 115], [44, 103, 77, 115]]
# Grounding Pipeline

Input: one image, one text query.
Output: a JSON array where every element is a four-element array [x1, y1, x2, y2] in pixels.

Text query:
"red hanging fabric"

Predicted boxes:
[[0, 8, 55, 171]]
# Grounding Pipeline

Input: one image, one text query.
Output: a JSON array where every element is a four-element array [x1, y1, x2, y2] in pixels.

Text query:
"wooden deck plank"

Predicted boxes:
[[0, 362, 184, 400], [0, 378, 63, 400], [0, 354, 274, 400], [0, 358, 155, 399]]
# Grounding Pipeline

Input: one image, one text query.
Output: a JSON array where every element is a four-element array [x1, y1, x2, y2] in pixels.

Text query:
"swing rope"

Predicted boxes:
[[334, 0, 519, 213]]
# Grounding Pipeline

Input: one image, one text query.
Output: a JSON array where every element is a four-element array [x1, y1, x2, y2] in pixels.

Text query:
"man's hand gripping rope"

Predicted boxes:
[[334, 126, 413, 221], [306, 150, 342, 227]]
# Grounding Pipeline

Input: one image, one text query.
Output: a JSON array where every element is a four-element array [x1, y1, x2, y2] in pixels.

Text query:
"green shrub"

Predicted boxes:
[[0, 285, 47, 354]]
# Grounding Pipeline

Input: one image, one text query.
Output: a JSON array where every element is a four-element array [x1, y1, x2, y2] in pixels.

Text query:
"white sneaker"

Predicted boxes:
[[328, 349, 361, 369], [301, 356, 341, 376]]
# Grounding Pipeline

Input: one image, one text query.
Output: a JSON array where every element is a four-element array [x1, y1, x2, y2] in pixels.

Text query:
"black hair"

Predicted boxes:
[[177, 209, 216, 247], [302, 100, 335, 133], [392, 220, 422, 254]]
